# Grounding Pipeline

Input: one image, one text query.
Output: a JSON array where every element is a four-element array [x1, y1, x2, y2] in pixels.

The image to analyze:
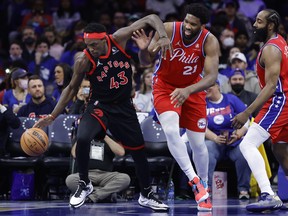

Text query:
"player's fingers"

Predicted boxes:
[[168, 44, 174, 56]]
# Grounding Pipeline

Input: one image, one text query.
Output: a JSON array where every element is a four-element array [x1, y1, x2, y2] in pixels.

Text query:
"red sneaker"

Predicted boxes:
[[198, 196, 212, 211], [188, 177, 209, 203]]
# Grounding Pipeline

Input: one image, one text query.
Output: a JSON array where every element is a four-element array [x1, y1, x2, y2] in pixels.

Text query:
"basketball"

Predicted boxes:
[[20, 128, 49, 156]]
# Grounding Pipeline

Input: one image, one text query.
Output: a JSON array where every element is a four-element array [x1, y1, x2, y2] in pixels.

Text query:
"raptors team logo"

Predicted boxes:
[[93, 109, 103, 117], [197, 118, 206, 129]]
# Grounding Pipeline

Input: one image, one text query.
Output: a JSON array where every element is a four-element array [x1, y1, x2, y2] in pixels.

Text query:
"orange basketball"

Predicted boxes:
[[20, 128, 49, 156]]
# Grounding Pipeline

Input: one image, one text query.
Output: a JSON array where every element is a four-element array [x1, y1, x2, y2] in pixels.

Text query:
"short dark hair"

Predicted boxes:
[[184, 3, 211, 25], [36, 36, 50, 48], [264, 9, 281, 32], [84, 23, 107, 33], [28, 75, 43, 84]]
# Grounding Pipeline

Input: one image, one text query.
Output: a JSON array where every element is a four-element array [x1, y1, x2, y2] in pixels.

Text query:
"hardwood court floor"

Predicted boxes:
[[0, 199, 287, 216]]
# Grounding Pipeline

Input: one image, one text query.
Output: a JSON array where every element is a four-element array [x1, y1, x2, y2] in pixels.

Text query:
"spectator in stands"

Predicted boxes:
[[0, 102, 20, 155], [234, 31, 250, 55], [52, 63, 73, 113], [219, 28, 235, 66], [230, 52, 260, 94], [145, 0, 184, 21], [228, 68, 259, 118], [3, 68, 31, 113], [43, 26, 64, 61], [17, 75, 56, 118], [224, 0, 248, 35], [133, 69, 153, 113], [69, 77, 90, 115], [21, 0, 53, 36], [21, 26, 37, 65], [238, 0, 266, 22], [110, 11, 128, 33], [98, 12, 113, 34], [2, 41, 27, 71], [205, 80, 251, 199], [52, 0, 81, 38], [28, 36, 59, 95], [66, 136, 130, 203]]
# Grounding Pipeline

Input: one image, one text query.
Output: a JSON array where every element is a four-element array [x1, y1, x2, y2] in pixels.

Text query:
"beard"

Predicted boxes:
[[252, 26, 268, 42]]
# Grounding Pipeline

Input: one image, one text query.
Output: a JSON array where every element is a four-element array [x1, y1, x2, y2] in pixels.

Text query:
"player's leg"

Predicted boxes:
[[239, 123, 282, 212], [109, 101, 169, 211], [228, 145, 251, 199], [180, 95, 210, 208], [70, 106, 107, 208]]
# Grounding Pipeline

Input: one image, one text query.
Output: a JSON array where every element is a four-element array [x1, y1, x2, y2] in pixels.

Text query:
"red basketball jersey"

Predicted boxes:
[[256, 34, 288, 93], [154, 22, 210, 88]]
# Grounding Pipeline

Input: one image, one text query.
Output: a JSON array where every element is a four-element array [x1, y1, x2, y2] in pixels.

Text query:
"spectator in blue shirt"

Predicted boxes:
[[205, 80, 251, 199]]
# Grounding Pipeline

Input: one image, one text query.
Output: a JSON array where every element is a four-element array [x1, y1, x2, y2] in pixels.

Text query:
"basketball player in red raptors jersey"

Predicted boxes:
[[133, 3, 219, 211], [33, 15, 173, 211], [232, 9, 288, 212]]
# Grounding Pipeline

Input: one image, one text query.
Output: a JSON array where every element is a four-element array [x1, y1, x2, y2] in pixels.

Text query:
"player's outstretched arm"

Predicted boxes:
[[113, 14, 172, 59], [34, 53, 88, 128]]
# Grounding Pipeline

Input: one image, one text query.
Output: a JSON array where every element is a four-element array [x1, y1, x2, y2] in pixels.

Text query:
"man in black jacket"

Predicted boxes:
[[0, 103, 20, 155], [17, 75, 56, 118]]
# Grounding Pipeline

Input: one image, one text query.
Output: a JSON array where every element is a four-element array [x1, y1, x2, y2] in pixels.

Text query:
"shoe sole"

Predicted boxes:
[[69, 188, 94, 209], [138, 202, 169, 212], [246, 203, 283, 212], [197, 206, 212, 211]]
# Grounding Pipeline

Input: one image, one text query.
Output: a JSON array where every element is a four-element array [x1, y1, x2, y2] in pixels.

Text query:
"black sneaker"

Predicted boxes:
[[70, 180, 93, 208], [138, 190, 169, 211]]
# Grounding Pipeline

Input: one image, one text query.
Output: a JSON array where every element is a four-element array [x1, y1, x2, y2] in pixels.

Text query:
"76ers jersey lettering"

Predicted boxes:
[[84, 35, 132, 103], [154, 22, 210, 87]]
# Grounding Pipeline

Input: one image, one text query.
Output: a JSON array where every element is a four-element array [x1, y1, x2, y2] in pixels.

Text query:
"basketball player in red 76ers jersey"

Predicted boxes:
[[232, 9, 288, 212], [133, 3, 219, 211], [33, 14, 173, 211]]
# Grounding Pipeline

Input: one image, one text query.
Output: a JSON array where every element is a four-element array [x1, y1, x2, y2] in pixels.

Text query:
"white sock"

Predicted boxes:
[[158, 111, 197, 181], [240, 123, 274, 195], [186, 129, 208, 182]]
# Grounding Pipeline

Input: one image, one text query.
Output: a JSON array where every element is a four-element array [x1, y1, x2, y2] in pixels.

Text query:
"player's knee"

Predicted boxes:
[[239, 141, 248, 156], [162, 124, 179, 139]]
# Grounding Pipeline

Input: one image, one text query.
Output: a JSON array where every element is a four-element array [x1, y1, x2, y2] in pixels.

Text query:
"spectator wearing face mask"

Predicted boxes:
[[21, 26, 37, 65], [219, 28, 235, 67], [3, 68, 32, 113], [228, 68, 259, 118], [69, 77, 90, 115], [230, 52, 260, 94]]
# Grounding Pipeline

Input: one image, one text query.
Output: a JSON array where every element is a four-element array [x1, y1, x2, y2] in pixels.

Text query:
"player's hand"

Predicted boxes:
[[132, 29, 153, 50], [170, 87, 190, 108], [154, 35, 173, 60], [33, 115, 54, 129], [231, 111, 249, 129]]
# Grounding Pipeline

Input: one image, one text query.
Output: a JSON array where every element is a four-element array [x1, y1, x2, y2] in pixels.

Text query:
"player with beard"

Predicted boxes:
[[232, 9, 288, 212], [133, 3, 219, 211]]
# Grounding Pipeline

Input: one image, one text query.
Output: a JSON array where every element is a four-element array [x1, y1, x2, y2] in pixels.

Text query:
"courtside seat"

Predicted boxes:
[[0, 117, 47, 198], [41, 114, 78, 200], [124, 116, 175, 189]]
